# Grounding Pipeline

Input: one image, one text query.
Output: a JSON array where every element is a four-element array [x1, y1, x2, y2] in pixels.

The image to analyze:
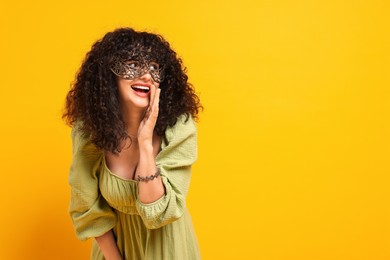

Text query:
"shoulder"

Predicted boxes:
[[164, 114, 197, 143], [71, 121, 88, 148], [158, 114, 198, 164], [70, 121, 100, 157]]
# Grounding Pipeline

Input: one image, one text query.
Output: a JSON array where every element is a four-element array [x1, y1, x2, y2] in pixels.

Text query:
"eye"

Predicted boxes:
[[148, 62, 160, 71], [125, 61, 140, 69]]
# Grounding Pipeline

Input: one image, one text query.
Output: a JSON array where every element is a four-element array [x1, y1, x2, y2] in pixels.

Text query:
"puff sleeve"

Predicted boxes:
[[136, 115, 198, 229], [68, 125, 117, 241]]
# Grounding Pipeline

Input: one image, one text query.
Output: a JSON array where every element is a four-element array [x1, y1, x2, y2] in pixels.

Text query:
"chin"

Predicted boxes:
[[127, 97, 150, 109]]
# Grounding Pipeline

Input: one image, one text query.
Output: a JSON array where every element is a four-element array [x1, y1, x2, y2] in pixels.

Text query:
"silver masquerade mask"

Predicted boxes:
[[109, 48, 164, 83]]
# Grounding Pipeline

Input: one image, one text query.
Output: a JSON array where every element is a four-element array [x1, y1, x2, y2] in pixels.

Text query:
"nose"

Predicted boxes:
[[139, 71, 152, 81]]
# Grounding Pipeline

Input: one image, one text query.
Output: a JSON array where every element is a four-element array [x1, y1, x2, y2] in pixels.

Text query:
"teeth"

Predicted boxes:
[[132, 85, 150, 90]]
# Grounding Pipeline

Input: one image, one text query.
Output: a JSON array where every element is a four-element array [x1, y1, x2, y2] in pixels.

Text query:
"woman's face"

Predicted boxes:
[[116, 67, 160, 110], [111, 48, 164, 110]]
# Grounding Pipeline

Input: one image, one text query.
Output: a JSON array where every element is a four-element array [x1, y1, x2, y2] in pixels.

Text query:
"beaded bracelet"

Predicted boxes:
[[136, 169, 161, 182]]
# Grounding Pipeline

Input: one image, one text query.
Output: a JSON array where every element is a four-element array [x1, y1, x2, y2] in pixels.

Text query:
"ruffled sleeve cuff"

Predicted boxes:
[[71, 194, 117, 241], [135, 173, 185, 229]]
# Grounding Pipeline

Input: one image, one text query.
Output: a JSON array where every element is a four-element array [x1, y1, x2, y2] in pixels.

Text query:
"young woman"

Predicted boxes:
[[63, 27, 202, 260]]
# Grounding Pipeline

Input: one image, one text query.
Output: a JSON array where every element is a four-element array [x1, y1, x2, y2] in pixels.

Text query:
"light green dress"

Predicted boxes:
[[68, 115, 201, 260]]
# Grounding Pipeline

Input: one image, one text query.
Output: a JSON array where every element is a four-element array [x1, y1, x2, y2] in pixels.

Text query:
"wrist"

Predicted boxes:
[[138, 142, 154, 153], [137, 169, 161, 182]]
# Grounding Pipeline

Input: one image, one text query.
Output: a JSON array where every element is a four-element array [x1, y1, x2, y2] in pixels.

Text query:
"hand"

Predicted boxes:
[[137, 84, 161, 144]]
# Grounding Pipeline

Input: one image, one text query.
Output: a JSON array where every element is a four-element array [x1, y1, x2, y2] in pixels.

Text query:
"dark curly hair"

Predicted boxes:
[[63, 27, 202, 154]]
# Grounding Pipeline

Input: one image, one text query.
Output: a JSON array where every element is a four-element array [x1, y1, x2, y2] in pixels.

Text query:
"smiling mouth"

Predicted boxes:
[[131, 85, 150, 93]]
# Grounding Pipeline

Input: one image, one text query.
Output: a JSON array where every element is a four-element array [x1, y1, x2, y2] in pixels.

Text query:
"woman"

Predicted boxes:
[[63, 27, 202, 260]]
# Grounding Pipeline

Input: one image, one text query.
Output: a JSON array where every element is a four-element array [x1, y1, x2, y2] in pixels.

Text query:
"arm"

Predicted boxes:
[[134, 87, 198, 229], [135, 87, 165, 204], [136, 114, 198, 229], [95, 230, 123, 260], [136, 144, 165, 204], [68, 124, 120, 258]]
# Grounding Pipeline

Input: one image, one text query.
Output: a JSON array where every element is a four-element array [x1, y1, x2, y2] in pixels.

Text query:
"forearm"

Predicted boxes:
[[95, 230, 122, 260], [136, 143, 165, 204]]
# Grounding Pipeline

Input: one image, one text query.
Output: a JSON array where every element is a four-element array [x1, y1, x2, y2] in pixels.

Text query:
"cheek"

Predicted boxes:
[[117, 81, 132, 97], [117, 78, 133, 89]]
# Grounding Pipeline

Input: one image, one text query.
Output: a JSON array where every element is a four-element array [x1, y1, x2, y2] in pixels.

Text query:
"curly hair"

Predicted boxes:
[[63, 27, 202, 154]]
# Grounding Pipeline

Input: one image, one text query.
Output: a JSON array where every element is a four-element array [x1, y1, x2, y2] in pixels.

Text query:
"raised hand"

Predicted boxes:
[[137, 84, 161, 145]]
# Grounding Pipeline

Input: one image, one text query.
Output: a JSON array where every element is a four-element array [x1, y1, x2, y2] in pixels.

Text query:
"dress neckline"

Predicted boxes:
[[102, 155, 139, 183], [101, 135, 164, 183]]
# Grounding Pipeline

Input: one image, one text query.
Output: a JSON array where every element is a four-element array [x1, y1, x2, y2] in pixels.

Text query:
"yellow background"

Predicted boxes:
[[0, 0, 389, 259]]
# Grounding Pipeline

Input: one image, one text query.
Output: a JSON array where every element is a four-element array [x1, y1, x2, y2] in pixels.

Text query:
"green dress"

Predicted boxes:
[[68, 115, 201, 260]]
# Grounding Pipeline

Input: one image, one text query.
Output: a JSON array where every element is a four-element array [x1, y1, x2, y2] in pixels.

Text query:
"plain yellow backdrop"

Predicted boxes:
[[0, 0, 389, 259]]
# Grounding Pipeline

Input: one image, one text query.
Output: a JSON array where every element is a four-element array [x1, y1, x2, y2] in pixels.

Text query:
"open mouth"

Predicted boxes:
[[131, 85, 150, 93]]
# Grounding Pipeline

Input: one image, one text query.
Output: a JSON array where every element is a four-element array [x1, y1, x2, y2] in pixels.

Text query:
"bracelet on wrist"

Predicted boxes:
[[137, 169, 161, 182]]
